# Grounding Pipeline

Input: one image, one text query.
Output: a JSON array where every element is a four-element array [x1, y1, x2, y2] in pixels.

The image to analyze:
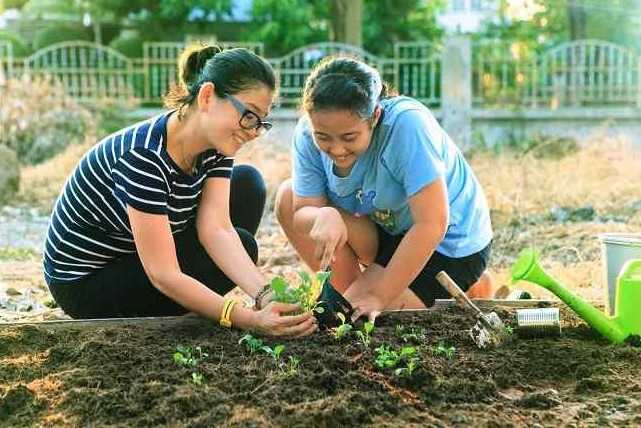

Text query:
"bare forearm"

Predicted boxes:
[[154, 271, 255, 329], [200, 227, 267, 298], [293, 206, 324, 235]]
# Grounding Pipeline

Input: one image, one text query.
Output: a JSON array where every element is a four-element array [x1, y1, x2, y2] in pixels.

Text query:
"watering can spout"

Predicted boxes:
[[511, 249, 628, 344]]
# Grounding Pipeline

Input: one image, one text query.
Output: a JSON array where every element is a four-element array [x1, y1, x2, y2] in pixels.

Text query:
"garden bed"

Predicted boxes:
[[2, 306, 641, 427]]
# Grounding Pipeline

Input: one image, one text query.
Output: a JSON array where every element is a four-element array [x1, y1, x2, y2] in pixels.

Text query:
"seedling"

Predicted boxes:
[[239, 334, 265, 354], [395, 325, 426, 344], [172, 345, 208, 385], [270, 270, 330, 313], [355, 321, 375, 348], [394, 358, 418, 378], [433, 342, 456, 359], [374, 344, 419, 377], [191, 372, 204, 385], [173, 345, 208, 367], [262, 344, 285, 363], [334, 312, 353, 340], [281, 355, 301, 376]]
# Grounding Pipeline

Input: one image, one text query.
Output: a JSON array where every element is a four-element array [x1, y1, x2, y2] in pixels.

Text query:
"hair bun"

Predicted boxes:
[[179, 45, 223, 90]]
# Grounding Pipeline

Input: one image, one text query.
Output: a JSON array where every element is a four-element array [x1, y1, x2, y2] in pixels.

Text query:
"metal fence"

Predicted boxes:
[[1, 39, 639, 109], [473, 39, 641, 108]]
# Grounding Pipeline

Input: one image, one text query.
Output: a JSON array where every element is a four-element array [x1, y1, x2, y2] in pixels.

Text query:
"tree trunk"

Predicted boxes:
[[330, 0, 362, 47], [567, 0, 587, 40]]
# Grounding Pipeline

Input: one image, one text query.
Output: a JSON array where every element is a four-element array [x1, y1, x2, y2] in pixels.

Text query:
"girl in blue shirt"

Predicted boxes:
[[275, 57, 494, 322]]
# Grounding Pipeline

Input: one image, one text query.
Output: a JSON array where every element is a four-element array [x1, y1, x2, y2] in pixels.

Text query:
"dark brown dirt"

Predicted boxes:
[[2, 307, 641, 427]]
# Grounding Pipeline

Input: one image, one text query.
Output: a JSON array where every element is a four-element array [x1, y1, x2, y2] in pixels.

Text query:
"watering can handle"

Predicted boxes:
[[436, 271, 483, 317]]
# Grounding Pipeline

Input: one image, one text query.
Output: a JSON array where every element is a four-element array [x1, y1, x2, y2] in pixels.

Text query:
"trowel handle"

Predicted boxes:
[[436, 271, 483, 317]]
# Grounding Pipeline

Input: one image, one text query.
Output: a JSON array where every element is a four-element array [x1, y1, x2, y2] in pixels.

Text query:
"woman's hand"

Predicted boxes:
[[349, 292, 386, 324], [309, 207, 348, 270], [251, 302, 318, 337]]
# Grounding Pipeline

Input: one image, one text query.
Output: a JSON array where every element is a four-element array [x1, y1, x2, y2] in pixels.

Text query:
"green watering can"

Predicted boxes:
[[511, 248, 641, 344]]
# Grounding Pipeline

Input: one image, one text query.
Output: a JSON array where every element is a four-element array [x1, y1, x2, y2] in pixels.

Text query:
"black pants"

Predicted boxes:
[[48, 165, 266, 319], [374, 225, 491, 307]]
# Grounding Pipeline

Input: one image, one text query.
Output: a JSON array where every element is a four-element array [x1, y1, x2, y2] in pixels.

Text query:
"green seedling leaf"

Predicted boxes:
[[433, 342, 456, 359], [270, 276, 288, 294], [363, 321, 375, 335], [191, 372, 204, 385], [355, 321, 375, 347], [273, 344, 285, 360], [334, 312, 353, 340], [239, 334, 264, 353]]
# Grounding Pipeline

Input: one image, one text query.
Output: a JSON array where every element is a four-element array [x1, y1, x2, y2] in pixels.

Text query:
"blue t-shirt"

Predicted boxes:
[[291, 96, 492, 258]]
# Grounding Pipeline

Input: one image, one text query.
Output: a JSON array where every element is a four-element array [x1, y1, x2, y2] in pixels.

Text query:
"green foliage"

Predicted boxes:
[[355, 321, 375, 348], [0, 30, 31, 57], [172, 345, 208, 384], [245, 0, 329, 56], [33, 25, 90, 50], [238, 334, 264, 354], [482, 0, 640, 52], [173, 345, 208, 367], [283, 355, 301, 376], [374, 344, 419, 378], [261, 344, 285, 362], [395, 325, 426, 344], [109, 35, 143, 58], [270, 270, 329, 313], [362, 0, 444, 56], [433, 342, 456, 359], [333, 312, 353, 340]]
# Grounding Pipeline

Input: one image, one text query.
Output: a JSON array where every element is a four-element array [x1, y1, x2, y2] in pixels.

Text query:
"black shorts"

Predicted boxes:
[[374, 225, 491, 307]]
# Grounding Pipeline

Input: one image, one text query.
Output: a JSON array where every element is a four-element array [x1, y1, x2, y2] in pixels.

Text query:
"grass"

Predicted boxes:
[[0, 247, 39, 261]]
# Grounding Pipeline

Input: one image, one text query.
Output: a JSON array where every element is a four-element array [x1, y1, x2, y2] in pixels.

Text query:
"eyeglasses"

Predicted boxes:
[[225, 94, 273, 134]]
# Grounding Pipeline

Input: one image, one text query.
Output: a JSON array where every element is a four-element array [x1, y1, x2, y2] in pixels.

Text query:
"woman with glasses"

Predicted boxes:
[[43, 45, 317, 337], [274, 57, 494, 323]]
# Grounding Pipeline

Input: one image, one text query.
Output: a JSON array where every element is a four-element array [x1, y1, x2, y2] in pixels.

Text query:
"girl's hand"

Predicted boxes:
[[309, 207, 348, 270], [252, 302, 318, 337], [349, 293, 386, 324]]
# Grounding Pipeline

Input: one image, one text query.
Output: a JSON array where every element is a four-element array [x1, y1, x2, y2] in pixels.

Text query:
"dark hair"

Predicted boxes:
[[164, 45, 276, 117], [302, 56, 395, 118]]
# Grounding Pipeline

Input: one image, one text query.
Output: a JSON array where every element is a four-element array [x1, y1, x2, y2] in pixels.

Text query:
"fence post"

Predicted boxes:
[[441, 35, 472, 149]]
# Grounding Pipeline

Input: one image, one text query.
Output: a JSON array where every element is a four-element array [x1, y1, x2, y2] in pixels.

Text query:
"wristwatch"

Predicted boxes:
[[253, 283, 272, 310]]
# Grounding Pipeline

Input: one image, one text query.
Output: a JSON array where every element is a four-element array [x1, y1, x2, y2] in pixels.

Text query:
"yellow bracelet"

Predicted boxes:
[[219, 298, 237, 328]]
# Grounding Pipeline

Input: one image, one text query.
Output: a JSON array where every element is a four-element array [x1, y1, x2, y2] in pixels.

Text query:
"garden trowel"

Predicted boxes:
[[436, 271, 509, 349]]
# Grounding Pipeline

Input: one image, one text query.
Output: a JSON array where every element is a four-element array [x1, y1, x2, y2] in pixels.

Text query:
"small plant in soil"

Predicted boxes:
[[173, 345, 208, 367], [374, 344, 419, 377], [433, 342, 456, 359], [395, 325, 426, 343], [355, 321, 375, 348], [281, 355, 301, 376], [262, 344, 285, 363], [239, 334, 265, 354], [334, 312, 353, 340], [172, 345, 208, 385], [270, 270, 330, 313]]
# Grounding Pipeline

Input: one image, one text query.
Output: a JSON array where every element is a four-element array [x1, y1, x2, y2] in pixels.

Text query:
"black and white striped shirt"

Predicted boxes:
[[43, 111, 234, 284]]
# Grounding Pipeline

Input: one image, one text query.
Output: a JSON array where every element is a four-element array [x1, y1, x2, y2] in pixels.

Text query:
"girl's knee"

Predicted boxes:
[[274, 179, 293, 223]]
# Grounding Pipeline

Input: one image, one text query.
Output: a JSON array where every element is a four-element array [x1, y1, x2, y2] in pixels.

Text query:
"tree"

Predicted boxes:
[[330, 0, 362, 47], [245, 0, 329, 56]]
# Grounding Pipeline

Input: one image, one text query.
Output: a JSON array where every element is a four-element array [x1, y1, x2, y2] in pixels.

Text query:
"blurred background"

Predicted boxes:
[[0, 0, 640, 321]]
